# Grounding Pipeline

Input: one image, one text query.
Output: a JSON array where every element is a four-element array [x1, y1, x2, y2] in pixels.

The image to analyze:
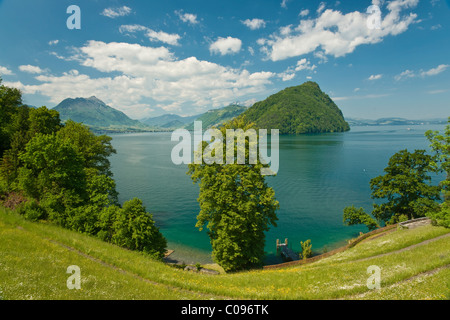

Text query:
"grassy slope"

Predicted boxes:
[[1, 207, 449, 300]]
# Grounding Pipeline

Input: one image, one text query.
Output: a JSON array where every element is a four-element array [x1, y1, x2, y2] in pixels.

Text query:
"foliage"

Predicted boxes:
[[425, 117, 450, 199], [188, 116, 279, 272], [343, 205, 379, 231], [425, 117, 450, 227], [370, 149, 441, 224], [299, 239, 312, 260], [111, 198, 167, 259], [241, 81, 350, 134], [0, 81, 166, 259]]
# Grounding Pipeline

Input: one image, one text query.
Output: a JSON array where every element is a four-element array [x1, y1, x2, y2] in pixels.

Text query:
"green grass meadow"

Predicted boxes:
[[1, 207, 449, 300]]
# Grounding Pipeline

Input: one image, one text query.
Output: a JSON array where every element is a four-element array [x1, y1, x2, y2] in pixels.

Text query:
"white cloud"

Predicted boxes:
[[395, 69, 415, 81], [278, 58, 316, 81], [281, 0, 289, 9], [295, 58, 317, 72], [368, 74, 382, 80], [0, 66, 14, 76], [175, 10, 198, 25], [101, 6, 132, 18], [119, 25, 181, 46], [420, 64, 449, 77], [242, 18, 266, 30], [48, 40, 59, 46], [209, 37, 242, 55], [19, 65, 45, 74], [11, 41, 275, 119], [317, 2, 326, 14], [299, 9, 310, 17], [258, 0, 419, 61]]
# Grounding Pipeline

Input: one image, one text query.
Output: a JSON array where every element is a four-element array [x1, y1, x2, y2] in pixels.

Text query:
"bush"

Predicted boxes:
[[299, 239, 312, 260], [17, 199, 46, 222], [428, 202, 450, 228], [111, 198, 167, 259]]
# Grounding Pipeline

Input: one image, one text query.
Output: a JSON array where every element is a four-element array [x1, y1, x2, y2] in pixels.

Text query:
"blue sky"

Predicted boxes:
[[0, 0, 449, 120]]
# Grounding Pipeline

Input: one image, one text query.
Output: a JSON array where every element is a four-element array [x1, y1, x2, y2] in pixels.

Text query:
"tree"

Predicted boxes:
[[17, 133, 87, 201], [425, 118, 450, 227], [57, 120, 116, 176], [188, 116, 279, 272], [343, 205, 379, 231], [111, 198, 167, 259], [0, 78, 22, 158], [370, 149, 441, 224], [425, 117, 450, 200]]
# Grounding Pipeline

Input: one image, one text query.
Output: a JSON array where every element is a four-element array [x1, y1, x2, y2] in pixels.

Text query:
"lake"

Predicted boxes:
[[109, 124, 446, 265]]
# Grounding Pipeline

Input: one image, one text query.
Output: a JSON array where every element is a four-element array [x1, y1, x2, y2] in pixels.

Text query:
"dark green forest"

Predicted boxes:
[[241, 81, 350, 134], [0, 79, 167, 259]]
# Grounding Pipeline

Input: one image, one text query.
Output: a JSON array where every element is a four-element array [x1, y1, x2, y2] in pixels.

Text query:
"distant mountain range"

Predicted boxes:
[[345, 117, 448, 126], [52, 96, 247, 133], [50, 84, 445, 135]]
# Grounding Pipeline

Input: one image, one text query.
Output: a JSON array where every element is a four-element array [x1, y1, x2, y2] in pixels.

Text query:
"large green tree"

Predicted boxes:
[[370, 149, 441, 224], [425, 117, 450, 227], [188, 117, 279, 272]]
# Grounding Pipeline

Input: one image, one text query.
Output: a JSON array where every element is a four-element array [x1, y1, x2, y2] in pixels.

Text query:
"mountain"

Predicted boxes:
[[345, 117, 448, 126], [241, 81, 350, 134], [53, 96, 149, 132], [141, 104, 247, 130], [184, 104, 247, 130], [140, 113, 198, 129]]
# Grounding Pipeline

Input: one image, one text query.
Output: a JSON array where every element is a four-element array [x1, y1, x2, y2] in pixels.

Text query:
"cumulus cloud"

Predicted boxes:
[[395, 64, 449, 81], [299, 9, 310, 17], [48, 40, 59, 46], [119, 24, 181, 46], [101, 6, 132, 18], [258, 0, 419, 61], [278, 58, 316, 81], [209, 37, 242, 55], [242, 18, 266, 30], [175, 10, 198, 25], [395, 69, 415, 81], [420, 64, 449, 77], [19, 65, 45, 74], [0, 66, 14, 76], [11, 41, 275, 119], [368, 74, 382, 80]]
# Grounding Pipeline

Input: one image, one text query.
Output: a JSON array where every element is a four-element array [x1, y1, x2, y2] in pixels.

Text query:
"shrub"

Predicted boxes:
[[17, 199, 46, 222], [111, 198, 167, 259], [299, 239, 312, 260]]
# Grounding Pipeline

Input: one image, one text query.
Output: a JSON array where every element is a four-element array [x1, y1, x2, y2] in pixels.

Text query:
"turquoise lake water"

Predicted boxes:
[[109, 124, 446, 265]]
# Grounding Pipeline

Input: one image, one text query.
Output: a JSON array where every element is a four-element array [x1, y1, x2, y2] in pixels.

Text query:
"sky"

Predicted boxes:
[[0, 0, 449, 120]]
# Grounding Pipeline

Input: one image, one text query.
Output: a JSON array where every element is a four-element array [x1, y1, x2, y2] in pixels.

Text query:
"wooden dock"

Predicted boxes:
[[276, 239, 298, 262]]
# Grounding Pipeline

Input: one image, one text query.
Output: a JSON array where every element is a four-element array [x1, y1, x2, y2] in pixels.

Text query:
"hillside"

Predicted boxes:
[[53, 96, 150, 132], [184, 104, 247, 130], [242, 81, 350, 134], [140, 113, 199, 129], [1, 207, 449, 300]]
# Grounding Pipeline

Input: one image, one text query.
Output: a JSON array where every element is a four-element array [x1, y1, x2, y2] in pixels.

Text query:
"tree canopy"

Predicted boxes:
[[188, 116, 279, 272]]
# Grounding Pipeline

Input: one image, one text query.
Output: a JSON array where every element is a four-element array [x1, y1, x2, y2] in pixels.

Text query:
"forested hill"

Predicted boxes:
[[241, 81, 350, 134]]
